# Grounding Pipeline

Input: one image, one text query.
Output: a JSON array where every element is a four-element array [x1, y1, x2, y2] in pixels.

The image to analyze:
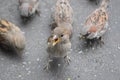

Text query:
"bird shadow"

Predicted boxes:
[[49, 58, 65, 72], [19, 14, 40, 26], [0, 46, 23, 61], [78, 38, 104, 53], [87, 0, 100, 6], [19, 16, 35, 25], [44, 57, 67, 74]]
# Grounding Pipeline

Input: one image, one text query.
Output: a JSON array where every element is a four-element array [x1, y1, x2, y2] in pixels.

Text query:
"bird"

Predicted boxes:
[[45, 0, 73, 70], [19, 0, 40, 20], [0, 18, 25, 55], [80, 0, 109, 46], [51, 0, 73, 28]]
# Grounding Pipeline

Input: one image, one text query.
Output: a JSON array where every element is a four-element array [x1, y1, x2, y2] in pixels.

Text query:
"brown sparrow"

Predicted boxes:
[[19, 0, 40, 18], [80, 0, 109, 45], [0, 19, 25, 54], [45, 0, 73, 70], [51, 0, 73, 28]]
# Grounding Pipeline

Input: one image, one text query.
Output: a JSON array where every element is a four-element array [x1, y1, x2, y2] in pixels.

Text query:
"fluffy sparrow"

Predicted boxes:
[[0, 19, 25, 54]]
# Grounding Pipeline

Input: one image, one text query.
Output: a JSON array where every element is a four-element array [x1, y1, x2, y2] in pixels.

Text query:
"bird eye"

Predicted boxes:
[[61, 34, 63, 37]]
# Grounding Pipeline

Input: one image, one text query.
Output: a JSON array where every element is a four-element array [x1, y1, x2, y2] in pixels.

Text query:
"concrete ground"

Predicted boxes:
[[0, 0, 120, 80]]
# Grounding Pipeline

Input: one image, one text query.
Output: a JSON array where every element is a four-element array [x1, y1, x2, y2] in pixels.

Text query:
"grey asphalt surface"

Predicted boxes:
[[0, 0, 120, 80]]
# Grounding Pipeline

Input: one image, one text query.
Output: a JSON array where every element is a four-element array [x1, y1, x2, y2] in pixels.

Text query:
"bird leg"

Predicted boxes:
[[36, 9, 40, 16], [64, 55, 71, 65], [86, 39, 93, 48], [44, 56, 53, 70], [99, 37, 104, 47]]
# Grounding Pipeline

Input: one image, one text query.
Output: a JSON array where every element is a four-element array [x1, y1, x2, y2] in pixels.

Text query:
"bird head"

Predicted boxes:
[[19, 3, 33, 17], [47, 27, 70, 47]]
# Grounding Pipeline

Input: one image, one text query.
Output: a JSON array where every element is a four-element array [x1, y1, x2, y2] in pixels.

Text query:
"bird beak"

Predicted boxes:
[[52, 35, 61, 46], [47, 35, 61, 47]]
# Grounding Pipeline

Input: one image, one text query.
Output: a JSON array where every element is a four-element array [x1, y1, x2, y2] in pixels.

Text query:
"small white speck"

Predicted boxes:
[[1, 58, 4, 60], [94, 75, 97, 77], [113, 54, 116, 58], [78, 50, 83, 54], [27, 71, 31, 75], [67, 78, 71, 80], [92, 47, 95, 50], [58, 64, 61, 67], [118, 46, 120, 50], [26, 68, 30, 71], [18, 75, 22, 78], [28, 61, 31, 64], [37, 58, 40, 61], [22, 62, 27, 65], [111, 61, 114, 64], [22, 65, 25, 68]]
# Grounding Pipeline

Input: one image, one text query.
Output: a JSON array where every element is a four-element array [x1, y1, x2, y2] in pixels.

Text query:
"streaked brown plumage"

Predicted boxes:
[[80, 0, 109, 45], [45, 0, 73, 70], [19, 0, 40, 18], [0, 19, 25, 54], [52, 0, 73, 27]]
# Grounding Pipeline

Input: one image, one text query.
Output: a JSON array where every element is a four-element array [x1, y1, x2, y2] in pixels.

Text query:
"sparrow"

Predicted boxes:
[[0, 19, 25, 55], [19, 0, 40, 19], [80, 0, 109, 46], [45, 0, 73, 70], [51, 0, 73, 28]]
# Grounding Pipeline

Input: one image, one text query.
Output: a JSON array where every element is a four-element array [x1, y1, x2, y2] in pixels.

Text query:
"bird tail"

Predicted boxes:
[[100, 0, 110, 8]]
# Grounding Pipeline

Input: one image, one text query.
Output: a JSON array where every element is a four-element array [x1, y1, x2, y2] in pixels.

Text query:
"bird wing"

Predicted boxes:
[[0, 19, 11, 33], [82, 8, 108, 39], [54, 0, 73, 24]]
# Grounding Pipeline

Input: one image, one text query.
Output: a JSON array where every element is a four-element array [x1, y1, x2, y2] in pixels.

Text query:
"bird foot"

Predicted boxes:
[[64, 56, 71, 65], [36, 10, 40, 16], [99, 38, 104, 47], [44, 59, 53, 70]]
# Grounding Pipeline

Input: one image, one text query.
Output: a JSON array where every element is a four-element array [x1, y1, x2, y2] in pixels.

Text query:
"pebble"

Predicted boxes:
[[27, 71, 31, 75], [22, 62, 27, 65], [26, 68, 30, 71], [18, 75, 22, 78], [94, 75, 97, 77], [118, 45, 120, 50], [78, 50, 83, 54], [58, 64, 61, 67], [1, 58, 4, 60], [37, 58, 40, 61], [28, 61, 31, 64]]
